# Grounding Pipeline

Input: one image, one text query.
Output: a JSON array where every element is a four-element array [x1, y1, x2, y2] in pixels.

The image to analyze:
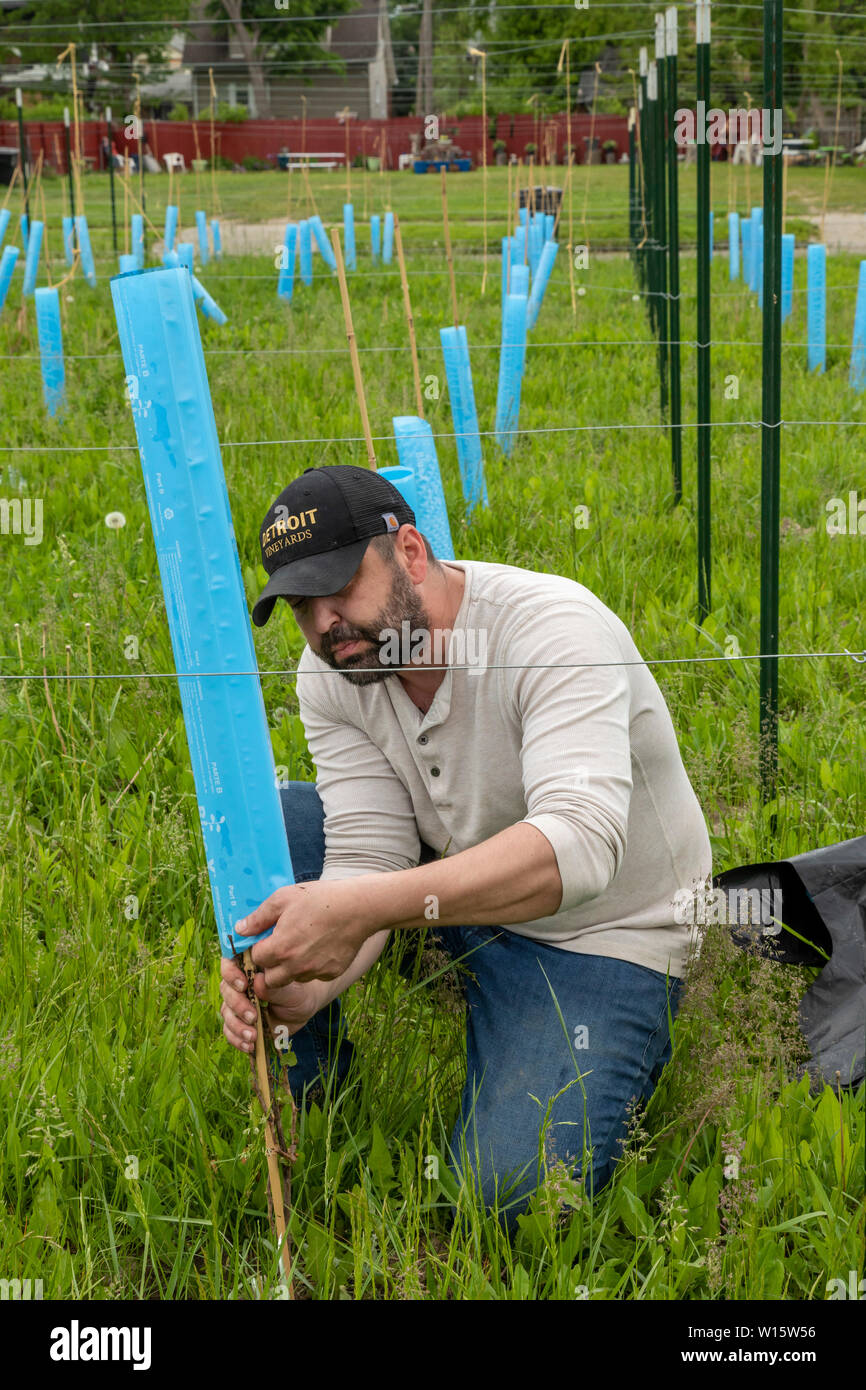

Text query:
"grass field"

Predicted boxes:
[[0, 163, 863, 1300]]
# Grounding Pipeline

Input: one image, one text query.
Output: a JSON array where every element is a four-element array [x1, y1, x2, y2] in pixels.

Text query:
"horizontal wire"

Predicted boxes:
[[2, 1, 863, 30], [1, 419, 865, 455], [2, 650, 864, 683], [1, 336, 863, 364]]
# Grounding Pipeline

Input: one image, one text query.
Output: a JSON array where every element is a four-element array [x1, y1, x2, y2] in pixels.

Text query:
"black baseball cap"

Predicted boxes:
[[251, 465, 416, 627]]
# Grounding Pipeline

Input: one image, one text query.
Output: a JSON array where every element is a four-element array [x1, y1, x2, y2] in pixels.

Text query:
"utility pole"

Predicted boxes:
[[416, 0, 433, 117]]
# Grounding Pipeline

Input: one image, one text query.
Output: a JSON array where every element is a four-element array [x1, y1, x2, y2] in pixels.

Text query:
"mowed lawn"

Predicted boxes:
[[0, 163, 863, 1299]]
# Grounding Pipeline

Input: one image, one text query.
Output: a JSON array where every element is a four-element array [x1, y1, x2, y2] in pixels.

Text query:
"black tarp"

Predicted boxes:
[[714, 834, 866, 1090]]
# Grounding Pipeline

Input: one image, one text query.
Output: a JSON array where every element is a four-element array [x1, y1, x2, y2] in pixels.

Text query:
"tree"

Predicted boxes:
[[203, 0, 357, 120], [0, 0, 190, 112]]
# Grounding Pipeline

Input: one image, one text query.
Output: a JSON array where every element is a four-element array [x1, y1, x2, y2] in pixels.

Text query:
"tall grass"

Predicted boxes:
[[0, 166, 863, 1298]]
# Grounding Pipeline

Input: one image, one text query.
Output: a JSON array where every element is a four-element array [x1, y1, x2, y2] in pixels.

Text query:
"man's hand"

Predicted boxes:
[[235, 878, 373, 986], [219, 954, 329, 1054]]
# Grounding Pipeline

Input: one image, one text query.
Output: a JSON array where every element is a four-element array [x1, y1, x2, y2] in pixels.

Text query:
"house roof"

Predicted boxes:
[[184, 0, 395, 76]]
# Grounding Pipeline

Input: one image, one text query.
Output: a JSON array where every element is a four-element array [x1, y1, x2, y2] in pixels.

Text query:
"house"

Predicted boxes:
[[184, 0, 397, 121]]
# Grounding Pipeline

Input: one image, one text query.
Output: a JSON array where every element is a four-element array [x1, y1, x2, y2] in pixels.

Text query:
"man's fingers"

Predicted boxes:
[[220, 1002, 257, 1053], [234, 885, 295, 941], [219, 978, 258, 1027], [220, 956, 249, 994]]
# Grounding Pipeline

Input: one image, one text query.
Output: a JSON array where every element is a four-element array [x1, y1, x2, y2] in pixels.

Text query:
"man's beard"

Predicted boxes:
[[316, 560, 432, 686]]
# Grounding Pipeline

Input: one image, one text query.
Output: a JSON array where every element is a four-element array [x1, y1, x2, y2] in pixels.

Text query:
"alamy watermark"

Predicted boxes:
[[0, 497, 43, 545], [673, 885, 783, 932], [378, 621, 488, 676], [674, 104, 783, 156]]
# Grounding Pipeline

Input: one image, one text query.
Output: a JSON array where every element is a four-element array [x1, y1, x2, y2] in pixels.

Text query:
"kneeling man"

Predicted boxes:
[[220, 464, 711, 1227]]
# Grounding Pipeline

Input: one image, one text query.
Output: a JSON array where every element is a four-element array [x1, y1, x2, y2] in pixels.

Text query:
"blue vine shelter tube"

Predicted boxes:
[[164, 204, 179, 253], [299, 220, 313, 285], [781, 234, 794, 322], [277, 223, 297, 302], [34, 286, 65, 417], [392, 415, 455, 561], [378, 465, 419, 520], [728, 212, 739, 280], [495, 290, 528, 456], [131, 213, 144, 269], [22, 218, 43, 294], [440, 325, 487, 515], [807, 243, 826, 374], [343, 204, 356, 271], [849, 260, 866, 392], [0, 245, 19, 313], [308, 215, 337, 272], [75, 216, 97, 287], [62, 215, 74, 265], [110, 265, 294, 958], [383, 211, 394, 263], [526, 239, 558, 331], [196, 210, 209, 265]]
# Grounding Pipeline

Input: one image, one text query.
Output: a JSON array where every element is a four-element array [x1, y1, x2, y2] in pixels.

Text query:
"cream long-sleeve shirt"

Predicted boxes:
[[294, 559, 712, 979]]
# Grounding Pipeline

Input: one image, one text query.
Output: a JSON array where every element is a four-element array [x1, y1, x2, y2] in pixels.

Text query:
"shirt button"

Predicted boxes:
[[418, 734, 429, 745], [431, 766, 441, 777]]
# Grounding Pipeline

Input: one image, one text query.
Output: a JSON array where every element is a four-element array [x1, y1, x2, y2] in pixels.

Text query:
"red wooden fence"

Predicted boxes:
[[0, 113, 629, 174]]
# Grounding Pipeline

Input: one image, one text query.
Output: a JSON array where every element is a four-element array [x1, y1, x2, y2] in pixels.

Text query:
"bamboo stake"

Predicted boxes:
[[242, 949, 294, 1295], [506, 157, 512, 295], [394, 213, 424, 418], [301, 95, 307, 213], [558, 38, 576, 316], [331, 225, 377, 469], [208, 67, 219, 215], [124, 150, 130, 255], [582, 61, 602, 252], [440, 166, 459, 326], [135, 74, 144, 255], [301, 161, 319, 219], [116, 166, 162, 244], [193, 119, 203, 209], [744, 90, 752, 213], [1, 161, 19, 213], [821, 49, 844, 245], [782, 149, 788, 236], [469, 48, 488, 295], [38, 165, 54, 287], [362, 127, 369, 220]]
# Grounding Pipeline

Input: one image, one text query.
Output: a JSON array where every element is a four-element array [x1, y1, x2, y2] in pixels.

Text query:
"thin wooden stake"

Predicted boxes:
[[744, 90, 752, 213], [821, 49, 844, 245], [243, 949, 294, 1296], [394, 213, 424, 418], [331, 225, 377, 469], [193, 119, 203, 209], [301, 161, 319, 219], [470, 48, 488, 295], [440, 166, 459, 326], [582, 61, 602, 252], [208, 66, 220, 215]]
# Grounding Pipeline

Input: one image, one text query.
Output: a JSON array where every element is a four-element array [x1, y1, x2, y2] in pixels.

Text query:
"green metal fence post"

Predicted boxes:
[[759, 0, 784, 809], [696, 0, 712, 621], [666, 6, 683, 505]]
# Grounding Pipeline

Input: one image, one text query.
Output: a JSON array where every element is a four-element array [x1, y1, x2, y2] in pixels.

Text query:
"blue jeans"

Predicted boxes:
[[277, 782, 682, 1229]]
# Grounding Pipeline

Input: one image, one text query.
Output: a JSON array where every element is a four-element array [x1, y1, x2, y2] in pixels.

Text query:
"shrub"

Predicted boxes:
[[168, 103, 190, 122]]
